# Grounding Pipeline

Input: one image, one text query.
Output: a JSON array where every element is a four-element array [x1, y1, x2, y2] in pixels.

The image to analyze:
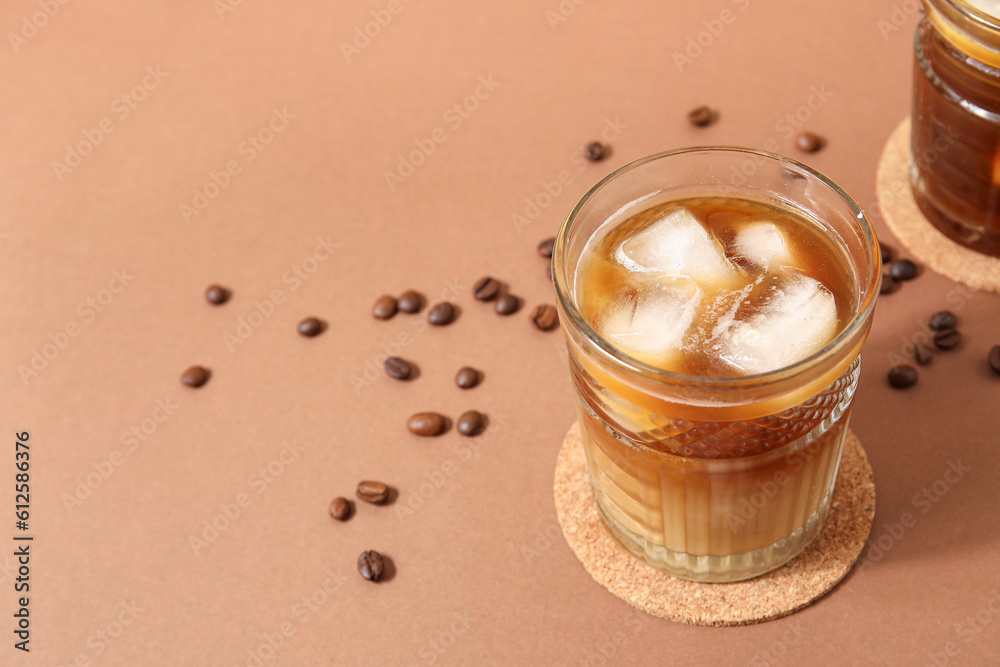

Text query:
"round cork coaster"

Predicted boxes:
[[554, 422, 875, 626], [876, 117, 1000, 294]]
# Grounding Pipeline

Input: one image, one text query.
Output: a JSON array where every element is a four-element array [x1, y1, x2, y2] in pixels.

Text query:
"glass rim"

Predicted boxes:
[[552, 145, 882, 389], [940, 0, 1000, 33]]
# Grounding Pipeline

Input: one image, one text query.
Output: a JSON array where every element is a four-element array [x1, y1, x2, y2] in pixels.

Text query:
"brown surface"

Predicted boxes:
[[555, 423, 875, 627], [2, 0, 1000, 665], [878, 117, 1000, 293]]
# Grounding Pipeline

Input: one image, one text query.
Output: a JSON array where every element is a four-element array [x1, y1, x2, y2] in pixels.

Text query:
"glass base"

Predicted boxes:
[[594, 486, 833, 583]]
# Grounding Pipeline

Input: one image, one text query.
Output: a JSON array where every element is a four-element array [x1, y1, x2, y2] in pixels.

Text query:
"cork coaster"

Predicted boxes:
[[876, 117, 1000, 293], [554, 422, 875, 626]]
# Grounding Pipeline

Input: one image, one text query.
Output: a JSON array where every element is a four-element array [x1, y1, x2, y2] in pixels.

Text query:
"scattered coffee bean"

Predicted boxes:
[[879, 242, 893, 265], [537, 237, 555, 259], [989, 345, 1000, 376], [795, 131, 824, 153], [407, 412, 447, 436], [687, 105, 716, 127], [473, 277, 500, 301], [495, 293, 520, 315], [889, 259, 918, 281], [384, 356, 414, 380], [373, 295, 398, 320], [455, 366, 481, 389], [358, 550, 385, 582], [928, 310, 957, 331], [531, 304, 559, 331], [205, 284, 230, 305], [329, 497, 352, 521], [397, 290, 423, 314], [914, 344, 934, 366], [933, 329, 962, 350], [584, 141, 606, 162], [181, 366, 210, 388], [879, 273, 896, 295], [456, 410, 486, 436], [888, 365, 918, 389], [356, 481, 390, 505], [428, 302, 456, 325], [298, 317, 324, 337]]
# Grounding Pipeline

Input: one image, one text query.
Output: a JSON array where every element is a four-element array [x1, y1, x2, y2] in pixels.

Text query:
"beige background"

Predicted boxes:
[[1, 0, 999, 665]]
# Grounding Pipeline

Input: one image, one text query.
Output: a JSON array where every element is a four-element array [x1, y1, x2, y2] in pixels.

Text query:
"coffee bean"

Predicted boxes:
[[914, 344, 934, 366], [205, 285, 230, 305], [428, 302, 456, 325], [879, 273, 896, 295], [933, 328, 962, 350], [384, 356, 414, 380], [329, 497, 352, 521], [795, 131, 824, 153], [373, 295, 398, 320], [407, 412, 447, 436], [584, 141, 606, 162], [531, 304, 559, 331], [181, 366, 210, 388], [456, 410, 486, 436], [889, 259, 918, 281], [356, 480, 389, 505], [455, 366, 481, 389], [397, 290, 423, 314], [879, 242, 893, 265], [537, 237, 555, 258], [989, 345, 1000, 375], [358, 550, 385, 581], [495, 293, 520, 315], [298, 317, 324, 337], [473, 277, 500, 301], [888, 365, 918, 389], [687, 105, 716, 127], [928, 310, 957, 331]]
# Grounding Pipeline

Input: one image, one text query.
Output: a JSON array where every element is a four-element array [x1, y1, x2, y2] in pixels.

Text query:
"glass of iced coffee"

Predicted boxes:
[[912, 0, 1000, 256], [553, 148, 880, 582]]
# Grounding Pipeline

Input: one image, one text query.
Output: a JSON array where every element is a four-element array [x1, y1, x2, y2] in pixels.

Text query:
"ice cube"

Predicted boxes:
[[601, 278, 702, 360], [715, 271, 838, 375], [731, 221, 794, 271], [615, 207, 740, 287]]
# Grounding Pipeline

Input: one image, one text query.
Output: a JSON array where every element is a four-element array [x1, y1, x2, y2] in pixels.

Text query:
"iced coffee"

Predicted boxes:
[[553, 149, 880, 582], [911, 0, 1000, 256]]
